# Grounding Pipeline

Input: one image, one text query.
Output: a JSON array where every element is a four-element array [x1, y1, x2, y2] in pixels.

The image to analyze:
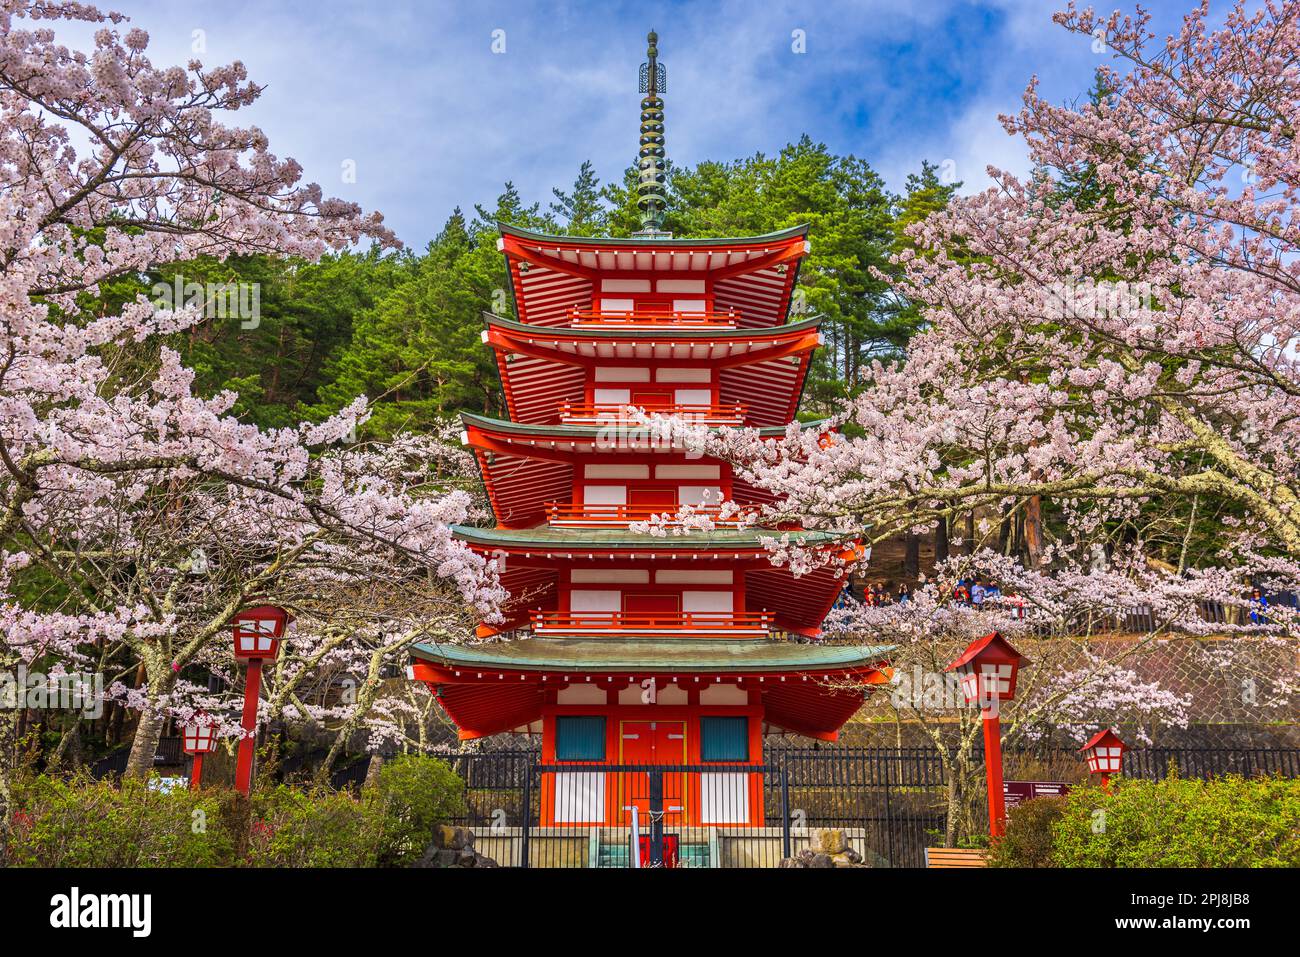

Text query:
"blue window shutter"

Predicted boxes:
[[700, 717, 749, 761], [555, 716, 606, 761]]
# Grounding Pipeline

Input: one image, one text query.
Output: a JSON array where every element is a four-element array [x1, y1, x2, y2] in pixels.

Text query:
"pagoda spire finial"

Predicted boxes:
[[635, 29, 670, 236]]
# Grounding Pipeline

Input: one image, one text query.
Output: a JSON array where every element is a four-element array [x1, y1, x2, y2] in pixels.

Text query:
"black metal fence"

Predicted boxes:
[[445, 745, 1300, 868], [89, 736, 184, 779], [772, 747, 946, 867], [1104, 746, 1300, 779]]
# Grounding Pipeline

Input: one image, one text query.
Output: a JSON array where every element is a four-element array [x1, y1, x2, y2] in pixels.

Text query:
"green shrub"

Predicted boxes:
[[989, 796, 1066, 867], [5, 772, 237, 867], [370, 755, 468, 867], [3, 756, 468, 868], [1052, 774, 1300, 868], [246, 784, 382, 867]]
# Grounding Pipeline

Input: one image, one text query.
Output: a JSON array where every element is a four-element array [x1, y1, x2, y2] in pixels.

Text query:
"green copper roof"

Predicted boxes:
[[461, 410, 825, 439], [410, 636, 892, 673], [497, 221, 810, 247], [450, 524, 849, 549], [482, 311, 823, 339]]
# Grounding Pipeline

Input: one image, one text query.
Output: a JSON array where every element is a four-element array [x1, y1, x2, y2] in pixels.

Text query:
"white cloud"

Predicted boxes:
[[943, 97, 1034, 193], [36, 0, 1192, 241]]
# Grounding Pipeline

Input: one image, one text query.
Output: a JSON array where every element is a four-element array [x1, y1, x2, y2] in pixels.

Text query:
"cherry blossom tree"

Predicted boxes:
[[87, 430, 500, 779], [821, 549, 1296, 842], [0, 2, 501, 791], [874, 0, 1300, 556]]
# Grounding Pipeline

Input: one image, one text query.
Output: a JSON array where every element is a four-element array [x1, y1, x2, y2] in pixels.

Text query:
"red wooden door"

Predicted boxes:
[[632, 390, 672, 407], [628, 486, 677, 512], [634, 299, 671, 316], [620, 720, 686, 827], [622, 592, 679, 627], [639, 834, 679, 868]]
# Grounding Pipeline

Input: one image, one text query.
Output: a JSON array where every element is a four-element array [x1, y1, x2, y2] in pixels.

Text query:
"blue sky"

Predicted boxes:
[[64, 1, 1213, 248]]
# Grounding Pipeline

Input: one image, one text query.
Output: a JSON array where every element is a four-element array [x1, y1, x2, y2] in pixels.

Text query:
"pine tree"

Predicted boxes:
[[550, 160, 607, 236], [311, 209, 503, 435]]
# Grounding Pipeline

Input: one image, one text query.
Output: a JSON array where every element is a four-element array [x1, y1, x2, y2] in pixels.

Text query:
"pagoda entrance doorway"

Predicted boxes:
[[618, 720, 686, 830]]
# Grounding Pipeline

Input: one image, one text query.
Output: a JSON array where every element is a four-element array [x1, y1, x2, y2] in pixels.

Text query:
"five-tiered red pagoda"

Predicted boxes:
[[409, 32, 890, 828]]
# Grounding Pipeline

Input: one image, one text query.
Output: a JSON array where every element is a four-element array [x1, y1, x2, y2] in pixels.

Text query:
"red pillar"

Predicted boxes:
[[235, 657, 263, 796], [190, 754, 204, 792], [982, 709, 1006, 838]]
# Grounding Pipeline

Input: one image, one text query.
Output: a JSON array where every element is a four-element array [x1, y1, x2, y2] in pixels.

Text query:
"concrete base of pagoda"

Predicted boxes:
[[472, 824, 873, 868]]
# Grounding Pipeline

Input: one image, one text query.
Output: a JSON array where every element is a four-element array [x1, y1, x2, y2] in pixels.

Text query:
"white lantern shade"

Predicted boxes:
[[1087, 746, 1123, 774], [947, 632, 1028, 704], [957, 662, 1015, 703], [1080, 729, 1126, 777], [235, 623, 278, 656], [182, 719, 218, 755], [231, 605, 291, 659]]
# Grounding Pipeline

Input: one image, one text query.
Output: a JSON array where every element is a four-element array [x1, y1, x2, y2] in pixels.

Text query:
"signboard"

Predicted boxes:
[[146, 776, 188, 795], [1003, 780, 1070, 809]]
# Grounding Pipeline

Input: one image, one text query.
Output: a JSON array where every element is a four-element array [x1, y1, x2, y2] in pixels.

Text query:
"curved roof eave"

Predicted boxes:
[[410, 635, 892, 673], [497, 221, 811, 247], [448, 523, 850, 549], [460, 410, 826, 439], [480, 311, 823, 339]]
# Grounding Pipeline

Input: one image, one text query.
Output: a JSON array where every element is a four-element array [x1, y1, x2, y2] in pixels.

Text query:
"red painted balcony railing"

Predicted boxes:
[[558, 400, 747, 425], [567, 308, 739, 329], [531, 610, 771, 637], [545, 501, 759, 527]]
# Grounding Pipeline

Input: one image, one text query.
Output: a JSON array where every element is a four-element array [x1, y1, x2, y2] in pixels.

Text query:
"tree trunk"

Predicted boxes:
[[316, 654, 385, 785], [1024, 494, 1043, 568], [934, 516, 950, 565], [1177, 492, 1201, 575], [124, 708, 165, 779], [964, 511, 976, 554], [363, 753, 385, 789], [123, 662, 174, 780], [47, 718, 82, 770], [944, 769, 963, 847], [904, 530, 920, 581], [318, 727, 350, 785], [105, 700, 125, 745], [109, 659, 147, 747], [0, 709, 17, 864]]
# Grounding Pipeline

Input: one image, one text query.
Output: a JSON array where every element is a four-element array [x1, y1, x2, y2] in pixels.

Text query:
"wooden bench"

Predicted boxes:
[[924, 847, 989, 868]]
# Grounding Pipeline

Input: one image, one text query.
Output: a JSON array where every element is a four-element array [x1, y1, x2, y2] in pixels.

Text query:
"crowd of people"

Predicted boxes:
[[849, 577, 1008, 608], [833, 576, 1018, 613], [951, 578, 1003, 607], [860, 582, 911, 606], [832, 580, 906, 609]]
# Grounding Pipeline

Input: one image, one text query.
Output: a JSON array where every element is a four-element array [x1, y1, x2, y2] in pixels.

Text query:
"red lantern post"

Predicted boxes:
[[946, 631, 1029, 838], [1080, 728, 1126, 793], [181, 712, 218, 791], [231, 605, 292, 796]]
